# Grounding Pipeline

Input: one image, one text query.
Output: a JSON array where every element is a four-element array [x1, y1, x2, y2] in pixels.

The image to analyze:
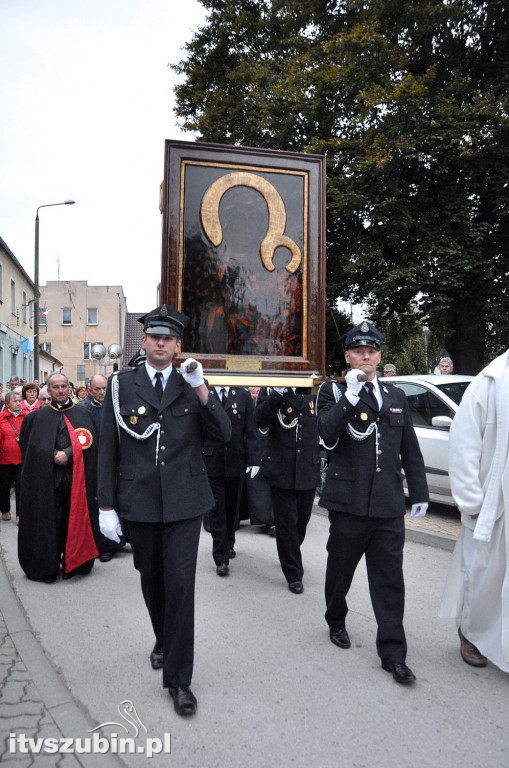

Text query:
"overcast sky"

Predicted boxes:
[[0, 0, 206, 312]]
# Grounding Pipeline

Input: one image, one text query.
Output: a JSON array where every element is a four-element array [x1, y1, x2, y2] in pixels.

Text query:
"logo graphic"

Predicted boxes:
[[88, 699, 147, 737], [9, 700, 170, 757]]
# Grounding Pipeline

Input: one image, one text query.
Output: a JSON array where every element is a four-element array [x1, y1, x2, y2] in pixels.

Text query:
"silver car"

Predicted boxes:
[[381, 374, 474, 506]]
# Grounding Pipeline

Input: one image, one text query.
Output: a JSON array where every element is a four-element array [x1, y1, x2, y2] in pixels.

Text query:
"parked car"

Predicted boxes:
[[380, 374, 474, 506], [316, 375, 474, 506]]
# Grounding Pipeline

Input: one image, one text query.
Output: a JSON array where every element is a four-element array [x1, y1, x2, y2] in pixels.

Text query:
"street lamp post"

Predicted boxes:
[[34, 200, 75, 380], [422, 325, 429, 373]]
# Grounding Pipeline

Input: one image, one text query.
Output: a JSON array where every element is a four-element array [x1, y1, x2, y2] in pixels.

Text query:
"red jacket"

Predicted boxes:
[[0, 409, 26, 464]]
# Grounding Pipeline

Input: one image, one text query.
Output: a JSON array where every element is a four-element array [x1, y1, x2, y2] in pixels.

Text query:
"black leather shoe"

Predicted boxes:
[[150, 644, 163, 670], [216, 563, 229, 576], [330, 628, 351, 649], [169, 685, 197, 716], [382, 661, 416, 684], [267, 525, 276, 537], [288, 581, 303, 594], [229, 548, 236, 559], [99, 552, 113, 562], [43, 574, 59, 584]]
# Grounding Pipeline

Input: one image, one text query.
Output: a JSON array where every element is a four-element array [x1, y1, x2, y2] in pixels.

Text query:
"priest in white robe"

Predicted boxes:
[[440, 350, 509, 672]]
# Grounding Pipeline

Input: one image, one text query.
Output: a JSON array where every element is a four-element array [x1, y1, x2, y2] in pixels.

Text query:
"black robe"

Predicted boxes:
[[18, 402, 99, 580]]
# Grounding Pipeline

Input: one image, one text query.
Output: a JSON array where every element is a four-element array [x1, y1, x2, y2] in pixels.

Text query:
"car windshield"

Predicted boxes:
[[435, 381, 471, 406]]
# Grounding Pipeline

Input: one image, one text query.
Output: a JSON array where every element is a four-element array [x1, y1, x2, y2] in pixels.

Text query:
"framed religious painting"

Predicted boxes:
[[160, 140, 326, 386]]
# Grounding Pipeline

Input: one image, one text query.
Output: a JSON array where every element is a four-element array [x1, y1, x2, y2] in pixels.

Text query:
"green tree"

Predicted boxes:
[[173, 0, 509, 374]]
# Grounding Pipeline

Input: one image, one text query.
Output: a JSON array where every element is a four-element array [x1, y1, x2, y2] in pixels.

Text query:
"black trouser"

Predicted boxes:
[[325, 510, 407, 663], [271, 487, 315, 584], [208, 475, 243, 564], [127, 517, 201, 689], [0, 464, 21, 515]]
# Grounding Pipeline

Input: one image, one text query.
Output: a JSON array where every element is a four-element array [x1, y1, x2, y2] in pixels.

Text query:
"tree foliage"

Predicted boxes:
[[173, 0, 509, 373]]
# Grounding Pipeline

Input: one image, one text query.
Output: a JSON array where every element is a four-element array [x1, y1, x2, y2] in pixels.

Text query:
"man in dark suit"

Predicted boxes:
[[254, 386, 321, 593], [97, 305, 231, 717], [78, 373, 125, 563], [203, 385, 259, 575], [316, 322, 429, 685]]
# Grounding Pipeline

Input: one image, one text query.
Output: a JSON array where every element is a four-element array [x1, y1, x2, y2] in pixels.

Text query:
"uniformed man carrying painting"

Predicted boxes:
[[316, 322, 429, 685], [98, 305, 231, 716]]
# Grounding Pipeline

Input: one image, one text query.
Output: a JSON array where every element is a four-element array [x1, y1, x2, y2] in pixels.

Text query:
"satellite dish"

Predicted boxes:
[[91, 343, 106, 360], [108, 343, 123, 359]]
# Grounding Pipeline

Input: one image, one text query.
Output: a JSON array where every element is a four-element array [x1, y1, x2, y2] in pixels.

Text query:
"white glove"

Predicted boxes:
[[180, 358, 205, 388], [246, 466, 260, 478], [345, 369, 365, 397], [99, 508, 122, 543], [410, 502, 428, 518], [273, 387, 286, 395]]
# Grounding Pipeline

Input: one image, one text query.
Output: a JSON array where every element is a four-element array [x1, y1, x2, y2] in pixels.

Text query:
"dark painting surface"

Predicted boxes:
[[182, 164, 305, 357]]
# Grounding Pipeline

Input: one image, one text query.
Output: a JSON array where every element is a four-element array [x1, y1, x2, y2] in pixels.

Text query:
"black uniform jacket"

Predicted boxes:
[[97, 365, 232, 523], [202, 387, 260, 477], [254, 387, 321, 491], [77, 398, 102, 434], [316, 380, 429, 517], [18, 403, 99, 579]]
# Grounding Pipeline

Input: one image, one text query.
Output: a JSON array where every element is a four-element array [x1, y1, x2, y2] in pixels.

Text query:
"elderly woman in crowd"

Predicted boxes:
[[0, 390, 26, 524], [74, 385, 87, 402], [21, 382, 40, 412]]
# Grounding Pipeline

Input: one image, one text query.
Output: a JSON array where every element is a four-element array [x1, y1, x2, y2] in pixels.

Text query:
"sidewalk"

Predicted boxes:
[[0, 523, 123, 768]]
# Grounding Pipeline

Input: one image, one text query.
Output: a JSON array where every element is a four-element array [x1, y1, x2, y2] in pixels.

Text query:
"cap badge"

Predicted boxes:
[[160, 304, 169, 317], [360, 321, 369, 333]]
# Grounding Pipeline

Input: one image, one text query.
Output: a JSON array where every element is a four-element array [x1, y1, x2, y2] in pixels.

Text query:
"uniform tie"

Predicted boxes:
[[154, 371, 163, 401], [365, 381, 379, 411], [220, 387, 227, 406]]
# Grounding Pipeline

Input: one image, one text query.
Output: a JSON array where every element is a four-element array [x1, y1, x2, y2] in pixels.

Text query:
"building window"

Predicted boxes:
[[39, 308, 48, 327], [40, 342, 52, 354], [0, 263, 3, 301], [61, 307, 72, 325], [83, 342, 103, 360], [10, 279, 16, 315], [87, 308, 98, 325], [22, 291, 27, 324]]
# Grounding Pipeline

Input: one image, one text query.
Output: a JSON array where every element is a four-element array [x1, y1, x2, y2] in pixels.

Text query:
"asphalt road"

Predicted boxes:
[[1, 511, 508, 768]]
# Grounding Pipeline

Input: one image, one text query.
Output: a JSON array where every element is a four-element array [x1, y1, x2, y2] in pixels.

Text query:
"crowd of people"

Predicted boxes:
[[0, 308, 507, 719]]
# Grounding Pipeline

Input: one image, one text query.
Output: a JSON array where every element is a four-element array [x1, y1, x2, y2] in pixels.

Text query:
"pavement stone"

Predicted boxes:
[[0, 515, 124, 768]]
